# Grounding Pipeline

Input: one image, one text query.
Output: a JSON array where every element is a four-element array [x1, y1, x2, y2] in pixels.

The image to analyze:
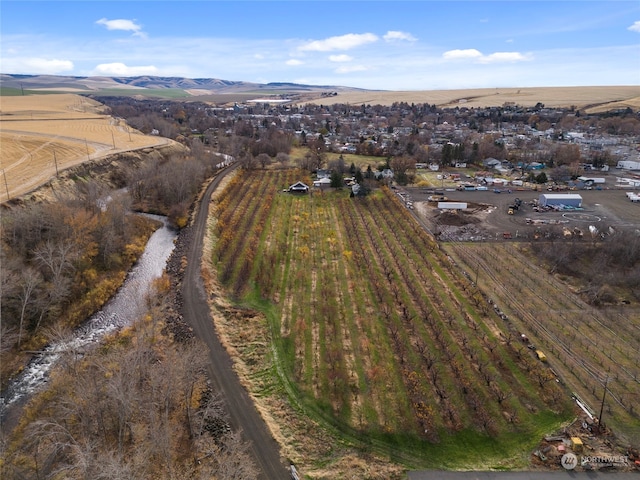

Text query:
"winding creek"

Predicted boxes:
[[0, 214, 177, 420]]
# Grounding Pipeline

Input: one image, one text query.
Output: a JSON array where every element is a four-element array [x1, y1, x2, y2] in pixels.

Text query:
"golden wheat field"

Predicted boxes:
[[0, 94, 169, 202], [305, 85, 640, 111]]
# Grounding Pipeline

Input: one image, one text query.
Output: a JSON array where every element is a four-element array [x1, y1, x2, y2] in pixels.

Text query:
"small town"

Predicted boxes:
[[1, 1, 640, 477]]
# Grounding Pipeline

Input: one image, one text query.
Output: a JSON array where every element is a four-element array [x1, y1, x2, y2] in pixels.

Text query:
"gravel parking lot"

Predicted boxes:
[[403, 186, 640, 241]]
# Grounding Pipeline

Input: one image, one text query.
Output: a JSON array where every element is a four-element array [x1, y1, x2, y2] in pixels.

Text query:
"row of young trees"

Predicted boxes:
[[212, 171, 571, 444]]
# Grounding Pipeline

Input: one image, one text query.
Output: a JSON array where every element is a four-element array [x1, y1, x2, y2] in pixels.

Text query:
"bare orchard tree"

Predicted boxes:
[[239, 150, 257, 170], [256, 153, 271, 169], [275, 151, 290, 167]]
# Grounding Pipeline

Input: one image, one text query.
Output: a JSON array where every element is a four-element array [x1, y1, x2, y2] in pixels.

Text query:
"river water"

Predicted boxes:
[[0, 214, 177, 418]]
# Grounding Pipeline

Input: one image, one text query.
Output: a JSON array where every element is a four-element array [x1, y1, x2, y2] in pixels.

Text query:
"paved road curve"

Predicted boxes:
[[181, 163, 289, 479]]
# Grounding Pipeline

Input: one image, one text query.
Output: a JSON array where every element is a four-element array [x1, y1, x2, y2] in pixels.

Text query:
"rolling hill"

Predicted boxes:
[[3, 74, 638, 111]]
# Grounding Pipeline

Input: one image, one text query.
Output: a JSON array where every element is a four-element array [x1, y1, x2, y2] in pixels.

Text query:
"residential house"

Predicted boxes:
[[288, 182, 310, 194]]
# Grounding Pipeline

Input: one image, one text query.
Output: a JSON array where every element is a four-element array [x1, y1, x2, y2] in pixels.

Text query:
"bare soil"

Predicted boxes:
[[409, 185, 640, 242]]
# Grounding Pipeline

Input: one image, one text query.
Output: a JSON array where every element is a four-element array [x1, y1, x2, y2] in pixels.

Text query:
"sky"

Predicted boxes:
[[1, 0, 639, 91]]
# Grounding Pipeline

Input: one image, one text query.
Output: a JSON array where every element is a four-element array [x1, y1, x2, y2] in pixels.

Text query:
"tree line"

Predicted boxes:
[[1, 278, 256, 479], [2, 145, 259, 478], [529, 229, 640, 305], [1, 188, 151, 355]]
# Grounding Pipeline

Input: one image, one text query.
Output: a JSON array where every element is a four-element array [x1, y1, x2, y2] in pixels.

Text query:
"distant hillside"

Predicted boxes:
[[0, 73, 362, 97], [1, 74, 637, 111]]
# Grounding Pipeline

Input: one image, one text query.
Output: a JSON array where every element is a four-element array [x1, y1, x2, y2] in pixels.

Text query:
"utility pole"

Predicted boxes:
[[597, 375, 609, 434], [111, 131, 116, 149], [53, 149, 59, 177], [2, 169, 10, 200]]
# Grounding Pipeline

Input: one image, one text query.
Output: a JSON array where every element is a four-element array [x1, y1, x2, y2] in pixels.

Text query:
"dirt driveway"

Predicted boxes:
[[181, 163, 289, 479]]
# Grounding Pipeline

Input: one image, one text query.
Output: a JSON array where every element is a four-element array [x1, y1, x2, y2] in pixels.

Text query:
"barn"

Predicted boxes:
[[538, 193, 583, 208]]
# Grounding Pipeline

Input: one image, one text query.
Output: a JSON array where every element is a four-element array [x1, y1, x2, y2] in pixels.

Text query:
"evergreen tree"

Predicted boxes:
[[330, 170, 343, 188]]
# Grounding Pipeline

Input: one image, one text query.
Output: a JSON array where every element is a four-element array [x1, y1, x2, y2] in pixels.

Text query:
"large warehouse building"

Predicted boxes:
[[538, 193, 583, 208]]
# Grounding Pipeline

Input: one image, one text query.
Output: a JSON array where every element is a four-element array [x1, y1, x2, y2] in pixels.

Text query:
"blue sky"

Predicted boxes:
[[1, 1, 639, 90]]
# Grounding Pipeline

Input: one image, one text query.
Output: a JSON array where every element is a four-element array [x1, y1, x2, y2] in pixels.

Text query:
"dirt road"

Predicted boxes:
[[181, 163, 289, 479]]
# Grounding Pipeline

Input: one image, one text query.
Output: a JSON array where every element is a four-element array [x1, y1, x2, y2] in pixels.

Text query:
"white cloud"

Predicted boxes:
[[1, 57, 74, 74], [299, 33, 378, 52], [96, 18, 146, 38], [286, 59, 304, 66], [478, 52, 530, 63], [383, 31, 416, 42], [628, 21, 640, 33], [335, 64, 368, 74], [91, 62, 158, 76], [329, 54, 353, 62], [443, 49, 483, 60], [443, 49, 530, 63]]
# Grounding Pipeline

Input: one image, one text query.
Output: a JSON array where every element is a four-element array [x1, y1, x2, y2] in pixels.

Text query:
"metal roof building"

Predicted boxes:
[[538, 193, 582, 208]]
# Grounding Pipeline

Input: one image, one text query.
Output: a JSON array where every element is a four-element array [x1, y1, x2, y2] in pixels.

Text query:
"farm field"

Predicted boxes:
[[301, 85, 640, 112], [443, 241, 640, 446], [211, 169, 574, 470], [0, 93, 169, 202]]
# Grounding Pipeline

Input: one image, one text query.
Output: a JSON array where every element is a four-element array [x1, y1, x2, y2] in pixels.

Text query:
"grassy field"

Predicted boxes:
[[211, 169, 574, 472], [300, 85, 640, 112], [0, 93, 170, 202]]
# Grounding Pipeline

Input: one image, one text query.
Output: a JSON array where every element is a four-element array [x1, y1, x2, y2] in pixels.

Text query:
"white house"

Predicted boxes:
[[312, 177, 332, 189]]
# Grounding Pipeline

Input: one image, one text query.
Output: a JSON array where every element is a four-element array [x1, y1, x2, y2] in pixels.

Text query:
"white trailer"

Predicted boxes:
[[577, 176, 605, 185], [438, 202, 467, 210], [616, 160, 640, 171], [617, 177, 640, 188], [627, 192, 640, 202]]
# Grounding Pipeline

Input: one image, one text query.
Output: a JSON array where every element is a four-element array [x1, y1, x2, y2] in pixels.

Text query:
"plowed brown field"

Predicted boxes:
[[302, 85, 640, 112], [0, 94, 170, 202]]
